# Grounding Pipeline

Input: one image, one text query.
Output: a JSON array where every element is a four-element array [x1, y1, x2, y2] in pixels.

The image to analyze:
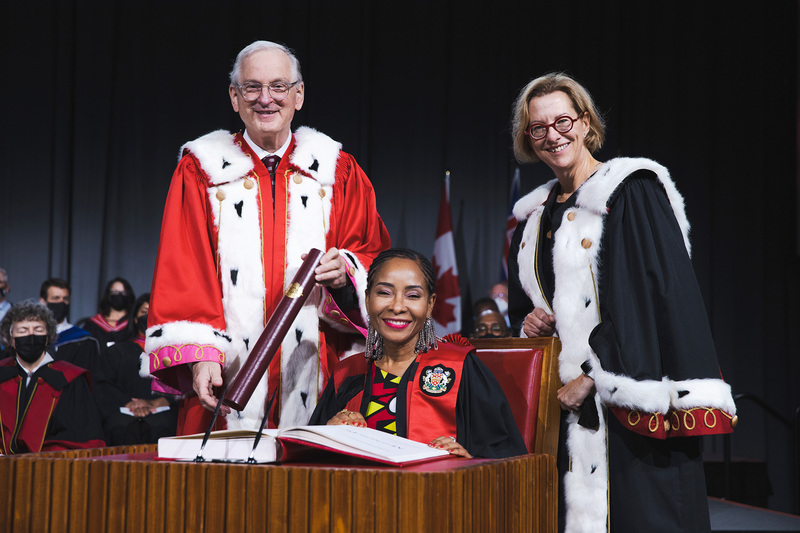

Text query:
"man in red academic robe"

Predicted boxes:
[[146, 41, 390, 433]]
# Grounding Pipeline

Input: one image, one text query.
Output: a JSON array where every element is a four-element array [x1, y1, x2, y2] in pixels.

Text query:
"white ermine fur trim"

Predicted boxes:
[[551, 204, 604, 384], [513, 178, 556, 221], [139, 353, 151, 379], [181, 130, 254, 186], [563, 397, 609, 532], [594, 373, 672, 414], [578, 157, 691, 255], [515, 206, 552, 315], [670, 378, 737, 414], [279, 129, 338, 427], [145, 321, 237, 359], [290, 126, 341, 186]]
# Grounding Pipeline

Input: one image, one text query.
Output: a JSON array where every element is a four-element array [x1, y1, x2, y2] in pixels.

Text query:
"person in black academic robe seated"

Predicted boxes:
[[39, 277, 116, 420], [101, 293, 179, 446], [0, 300, 105, 454], [310, 248, 527, 459], [79, 277, 135, 350]]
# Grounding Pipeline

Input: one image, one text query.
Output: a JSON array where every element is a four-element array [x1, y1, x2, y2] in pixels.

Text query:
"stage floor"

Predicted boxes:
[[710, 498, 800, 532]]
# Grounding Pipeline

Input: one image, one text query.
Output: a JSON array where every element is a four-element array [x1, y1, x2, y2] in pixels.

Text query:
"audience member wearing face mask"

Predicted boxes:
[[79, 277, 136, 350], [0, 300, 105, 453]]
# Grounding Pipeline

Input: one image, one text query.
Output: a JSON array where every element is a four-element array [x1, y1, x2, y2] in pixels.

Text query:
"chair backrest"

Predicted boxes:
[[472, 337, 561, 456]]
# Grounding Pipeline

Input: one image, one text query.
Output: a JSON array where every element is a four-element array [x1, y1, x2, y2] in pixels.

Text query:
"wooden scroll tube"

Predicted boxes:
[[223, 248, 324, 411]]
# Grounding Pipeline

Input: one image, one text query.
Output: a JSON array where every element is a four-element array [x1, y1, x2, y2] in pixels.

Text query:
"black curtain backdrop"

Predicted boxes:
[[1, 0, 798, 512]]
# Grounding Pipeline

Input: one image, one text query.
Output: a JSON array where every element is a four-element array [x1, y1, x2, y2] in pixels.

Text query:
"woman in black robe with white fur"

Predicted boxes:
[[507, 73, 736, 533]]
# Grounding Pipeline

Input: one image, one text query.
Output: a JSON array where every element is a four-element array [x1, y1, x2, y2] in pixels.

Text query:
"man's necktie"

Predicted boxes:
[[262, 155, 280, 208], [262, 155, 280, 178]]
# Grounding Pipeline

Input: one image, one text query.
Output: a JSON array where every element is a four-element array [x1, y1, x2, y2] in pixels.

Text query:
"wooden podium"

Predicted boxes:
[[1, 338, 561, 532], [0, 446, 556, 532]]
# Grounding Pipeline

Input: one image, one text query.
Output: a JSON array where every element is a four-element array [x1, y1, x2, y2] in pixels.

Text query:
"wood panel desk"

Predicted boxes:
[[1, 446, 556, 532]]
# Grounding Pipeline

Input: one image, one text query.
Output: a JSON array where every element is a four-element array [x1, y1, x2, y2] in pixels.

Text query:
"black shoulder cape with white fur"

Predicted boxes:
[[509, 157, 735, 533]]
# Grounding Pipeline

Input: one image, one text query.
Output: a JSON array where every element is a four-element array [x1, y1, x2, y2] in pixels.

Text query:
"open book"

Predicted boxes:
[[157, 425, 451, 466]]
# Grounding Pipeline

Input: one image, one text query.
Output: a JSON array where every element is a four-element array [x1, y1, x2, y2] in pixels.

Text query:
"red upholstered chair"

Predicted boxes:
[[472, 337, 561, 456]]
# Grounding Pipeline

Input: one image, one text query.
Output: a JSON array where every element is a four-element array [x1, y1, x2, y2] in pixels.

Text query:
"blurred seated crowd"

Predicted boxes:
[[0, 268, 178, 454], [0, 266, 511, 455]]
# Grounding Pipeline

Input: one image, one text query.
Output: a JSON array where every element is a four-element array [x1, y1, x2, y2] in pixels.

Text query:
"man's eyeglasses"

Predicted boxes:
[[526, 113, 584, 140], [235, 81, 299, 102]]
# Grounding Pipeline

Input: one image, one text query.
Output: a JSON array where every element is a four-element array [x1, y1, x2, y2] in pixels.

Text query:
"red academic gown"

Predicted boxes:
[[309, 338, 527, 459], [0, 357, 105, 454], [146, 127, 390, 433]]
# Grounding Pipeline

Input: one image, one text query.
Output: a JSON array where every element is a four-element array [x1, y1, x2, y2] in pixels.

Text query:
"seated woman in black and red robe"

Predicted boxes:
[[309, 248, 526, 459]]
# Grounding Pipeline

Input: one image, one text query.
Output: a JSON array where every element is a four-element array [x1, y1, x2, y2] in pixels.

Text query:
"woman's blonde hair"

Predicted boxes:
[[511, 73, 605, 163]]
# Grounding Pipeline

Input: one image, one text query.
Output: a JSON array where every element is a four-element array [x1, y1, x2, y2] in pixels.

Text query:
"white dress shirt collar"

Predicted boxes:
[[243, 130, 292, 160]]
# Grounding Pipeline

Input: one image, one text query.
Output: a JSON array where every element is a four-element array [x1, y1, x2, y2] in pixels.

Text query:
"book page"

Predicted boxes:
[[119, 405, 172, 416], [279, 425, 449, 463]]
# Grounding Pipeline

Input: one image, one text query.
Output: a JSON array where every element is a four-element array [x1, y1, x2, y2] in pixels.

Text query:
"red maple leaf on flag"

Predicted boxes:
[[432, 257, 459, 327]]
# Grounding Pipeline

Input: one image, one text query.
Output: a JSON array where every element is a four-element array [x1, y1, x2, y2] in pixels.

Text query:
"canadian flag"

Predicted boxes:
[[432, 171, 461, 336], [501, 168, 521, 280]]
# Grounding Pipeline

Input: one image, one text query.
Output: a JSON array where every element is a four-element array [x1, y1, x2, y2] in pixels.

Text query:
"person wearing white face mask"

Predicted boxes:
[[507, 73, 736, 533], [489, 281, 510, 327], [0, 301, 105, 454]]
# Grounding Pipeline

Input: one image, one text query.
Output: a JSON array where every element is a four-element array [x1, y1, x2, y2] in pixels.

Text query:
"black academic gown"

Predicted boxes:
[[510, 170, 718, 532], [102, 340, 178, 445], [51, 335, 121, 428]]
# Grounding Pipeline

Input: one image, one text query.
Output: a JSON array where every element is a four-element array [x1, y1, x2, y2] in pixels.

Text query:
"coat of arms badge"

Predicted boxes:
[[420, 365, 455, 396]]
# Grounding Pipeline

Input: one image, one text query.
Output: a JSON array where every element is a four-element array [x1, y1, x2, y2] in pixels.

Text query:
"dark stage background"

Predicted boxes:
[[1, 0, 798, 513]]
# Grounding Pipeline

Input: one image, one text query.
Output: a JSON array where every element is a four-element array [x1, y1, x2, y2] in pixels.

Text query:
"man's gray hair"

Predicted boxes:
[[229, 41, 303, 86]]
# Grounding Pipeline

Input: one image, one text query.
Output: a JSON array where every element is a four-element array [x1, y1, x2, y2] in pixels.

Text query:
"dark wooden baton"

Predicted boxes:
[[223, 248, 324, 410]]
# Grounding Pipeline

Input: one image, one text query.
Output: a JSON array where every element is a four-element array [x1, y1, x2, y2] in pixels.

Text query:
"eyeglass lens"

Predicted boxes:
[[528, 115, 578, 139], [240, 83, 292, 102]]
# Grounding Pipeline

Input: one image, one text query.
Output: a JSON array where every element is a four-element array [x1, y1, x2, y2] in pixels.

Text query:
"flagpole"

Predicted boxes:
[[501, 168, 522, 281], [431, 169, 462, 336]]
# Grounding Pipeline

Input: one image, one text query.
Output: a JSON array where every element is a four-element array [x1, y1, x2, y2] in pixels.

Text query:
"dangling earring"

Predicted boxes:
[[415, 317, 438, 354], [366, 319, 384, 360]]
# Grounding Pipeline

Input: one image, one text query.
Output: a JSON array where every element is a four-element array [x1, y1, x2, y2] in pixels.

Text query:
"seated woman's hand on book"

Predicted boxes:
[[193, 361, 231, 415], [327, 409, 367, 427], [429, 436, 472, 458]]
